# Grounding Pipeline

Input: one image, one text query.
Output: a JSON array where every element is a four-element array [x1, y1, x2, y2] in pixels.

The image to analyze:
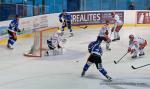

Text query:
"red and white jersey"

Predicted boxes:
[[129, 37, 146, 49], [114, 14, 123, 25], [98, 26, 110, 37]]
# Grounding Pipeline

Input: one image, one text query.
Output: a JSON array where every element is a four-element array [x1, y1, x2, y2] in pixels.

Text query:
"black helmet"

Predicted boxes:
[[15, 15, 19, 18]]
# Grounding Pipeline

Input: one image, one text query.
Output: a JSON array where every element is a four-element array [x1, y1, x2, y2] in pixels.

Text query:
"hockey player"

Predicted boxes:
[[7, 15, 20, 49], [111, 12, 123, 41], [59, 10, 73, 37], [127, 34, 147, 58], [81, 40, 112, 81], [97, 20, 111, 50], [46, 30, 66, 56]]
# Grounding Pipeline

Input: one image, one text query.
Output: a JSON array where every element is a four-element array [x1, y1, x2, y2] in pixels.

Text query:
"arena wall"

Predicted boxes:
[[0, 10, 149, 45]]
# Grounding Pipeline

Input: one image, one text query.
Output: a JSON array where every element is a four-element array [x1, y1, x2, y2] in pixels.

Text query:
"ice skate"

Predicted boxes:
[[116, 37, 120, 40], [132, 55, 137, 59], [106, 46, 111, 50], [81, 71, 85, 77], [112, 39, 116, 41], [139, 52, 145, 56], [105, 74, 112, 81], [60, 32, 64, 36], [107, 48, 111, 50], [7, 44, 13, 49], [45, 51, 49, 56], [106, 45, 111, 50], [69, 33, 74, 37]]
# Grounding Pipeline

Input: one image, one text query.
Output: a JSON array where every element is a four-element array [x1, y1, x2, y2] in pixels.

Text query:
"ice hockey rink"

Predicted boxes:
[[0, 26, 150, 89]]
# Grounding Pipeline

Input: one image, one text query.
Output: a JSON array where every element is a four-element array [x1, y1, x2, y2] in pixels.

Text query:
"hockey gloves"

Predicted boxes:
[[127, 47, 135, 54], [59, 19, 63, 23], [127, 47, 131, 53]]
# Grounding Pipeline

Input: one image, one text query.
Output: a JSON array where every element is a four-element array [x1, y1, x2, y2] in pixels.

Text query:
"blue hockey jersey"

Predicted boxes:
[[59, 13, 72, 21], [88, 41, 103, 56], [8, 19, 19, 32]]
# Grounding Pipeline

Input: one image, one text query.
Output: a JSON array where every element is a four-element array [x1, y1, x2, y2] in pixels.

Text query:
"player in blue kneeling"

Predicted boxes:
[[7, 15, 20, 49], [81, 40, 112, 81], [59, 10, 73, 37]]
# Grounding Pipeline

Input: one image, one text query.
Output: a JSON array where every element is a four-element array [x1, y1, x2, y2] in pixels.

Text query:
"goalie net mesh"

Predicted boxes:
[[24, 27, 59, 57]]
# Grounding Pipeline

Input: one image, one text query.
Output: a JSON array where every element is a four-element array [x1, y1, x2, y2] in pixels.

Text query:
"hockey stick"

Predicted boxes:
[[131, 64, 150, 69], [17, 28, 25, 35], [114, 52, 128, 64], [78, 25, 88, 29]]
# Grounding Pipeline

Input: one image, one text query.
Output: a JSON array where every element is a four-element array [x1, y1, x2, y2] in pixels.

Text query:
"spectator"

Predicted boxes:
[[129, 2, 135, 10], [148, 6, 150, 10]]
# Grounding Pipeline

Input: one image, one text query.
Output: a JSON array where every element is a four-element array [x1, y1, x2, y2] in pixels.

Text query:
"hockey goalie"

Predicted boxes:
[[46, 30, 67, 56]]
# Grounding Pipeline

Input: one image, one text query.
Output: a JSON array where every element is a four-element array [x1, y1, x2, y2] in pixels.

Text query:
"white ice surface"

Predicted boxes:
[[0, 27, 150, 89]]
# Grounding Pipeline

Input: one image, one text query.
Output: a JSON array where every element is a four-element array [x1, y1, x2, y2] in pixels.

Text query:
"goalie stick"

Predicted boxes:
[[131, 64, 150, 69]]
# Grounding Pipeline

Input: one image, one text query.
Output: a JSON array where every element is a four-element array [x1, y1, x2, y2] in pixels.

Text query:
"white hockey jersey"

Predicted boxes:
[[48, 33, 61, 48], [98, 26, 110, 37], [114, 14, 123, 25], [129, 37, 146, 49]]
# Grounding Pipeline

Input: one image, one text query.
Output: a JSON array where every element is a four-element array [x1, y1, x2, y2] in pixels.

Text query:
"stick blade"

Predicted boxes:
[[85, 26, 88, 28], [83, 26, 88, 29], [131, 65, 136, 69], [114, 61, 117, 64]]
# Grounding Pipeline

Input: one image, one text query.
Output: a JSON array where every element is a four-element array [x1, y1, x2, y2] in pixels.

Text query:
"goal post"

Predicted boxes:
[[24, 27, 59, 57]]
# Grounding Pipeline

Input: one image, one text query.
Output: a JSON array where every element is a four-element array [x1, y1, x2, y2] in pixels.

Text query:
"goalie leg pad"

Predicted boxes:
[[47, 40, 55, 50], [52, 47, 63, 56]]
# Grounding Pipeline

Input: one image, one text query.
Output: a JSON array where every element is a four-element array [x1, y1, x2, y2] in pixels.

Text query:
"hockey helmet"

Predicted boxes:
[[111, 12, 115, 16], [129, 34, 134, 40], [62, 9, 67, 15], [96, 40, 101, 45], [15, 14, 20, 21]]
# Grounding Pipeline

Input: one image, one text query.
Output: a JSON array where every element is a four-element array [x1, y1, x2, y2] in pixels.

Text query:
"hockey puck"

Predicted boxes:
[[76, 61, 79, 62]]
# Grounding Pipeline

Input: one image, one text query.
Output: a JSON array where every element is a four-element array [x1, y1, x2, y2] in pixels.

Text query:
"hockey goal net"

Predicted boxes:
[[24, 27, 59, 57]]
